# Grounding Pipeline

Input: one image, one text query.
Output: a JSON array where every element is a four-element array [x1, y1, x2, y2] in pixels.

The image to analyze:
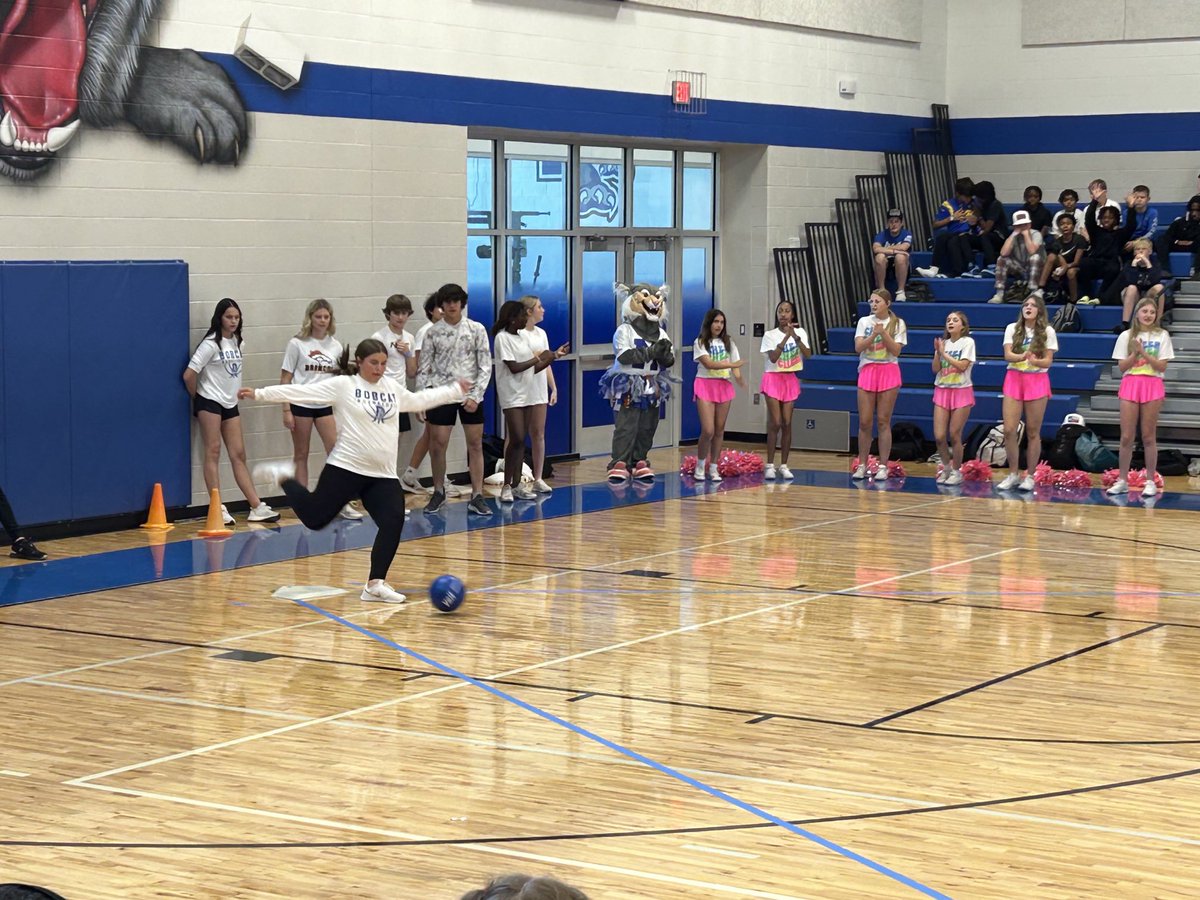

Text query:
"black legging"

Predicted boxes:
[[0, 485, 23, 542], [282, 464, 405, 581], [502, 407, 532, 488]]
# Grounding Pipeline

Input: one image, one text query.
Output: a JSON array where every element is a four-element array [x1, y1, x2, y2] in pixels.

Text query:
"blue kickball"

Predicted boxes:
[[430, 574, 466, 613]]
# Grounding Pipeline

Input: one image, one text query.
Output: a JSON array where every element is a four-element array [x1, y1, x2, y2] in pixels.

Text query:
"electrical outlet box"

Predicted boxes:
[[739, 324, 746, 335], [753, 393, 761, 405], [753, 323, 765, 337]]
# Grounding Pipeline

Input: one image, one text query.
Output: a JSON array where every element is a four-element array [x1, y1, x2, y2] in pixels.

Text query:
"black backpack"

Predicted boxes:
[[1050, 302, 1082, 333], [1003, 281, 1030, 304], [962, 422, 993, 461], [1046, 422, 1087, 470], [905, 282, 933, 302], [889, 422, 932, 461]]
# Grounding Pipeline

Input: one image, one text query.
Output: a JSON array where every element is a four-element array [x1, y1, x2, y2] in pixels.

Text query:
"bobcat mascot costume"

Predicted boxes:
[[599, 283, 674, 482]]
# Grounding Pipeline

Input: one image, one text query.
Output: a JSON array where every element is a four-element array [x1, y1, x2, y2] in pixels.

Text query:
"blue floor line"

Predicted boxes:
[[0, 468, 1195, 608], [294, 598, 953, 899]]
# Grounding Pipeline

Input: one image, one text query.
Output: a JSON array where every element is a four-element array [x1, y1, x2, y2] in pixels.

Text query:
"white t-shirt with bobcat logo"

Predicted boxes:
[[188, 336, 243, 409], [281, 335, 344, 409]]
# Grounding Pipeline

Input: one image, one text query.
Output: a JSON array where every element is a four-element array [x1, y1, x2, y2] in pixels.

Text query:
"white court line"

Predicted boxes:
[[683, 844, 761, 859], [72, 783, 813, 900], [1023, 546, 1200, 566], [66, 543, 1012, 787]]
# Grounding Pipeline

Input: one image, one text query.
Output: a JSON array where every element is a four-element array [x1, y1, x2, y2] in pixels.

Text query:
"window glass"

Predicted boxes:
[[506, 142, 568, 231], [632, 149, 674, 229], [682, 151, 715, 231], [506, 236, 569, 347], [579, 146, 624, 229], [467, 139, 494, 229], [466, 235, 496, 335]]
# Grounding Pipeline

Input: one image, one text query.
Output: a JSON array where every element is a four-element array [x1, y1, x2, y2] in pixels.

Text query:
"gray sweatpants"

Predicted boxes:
[[610, 405, 660, 469]]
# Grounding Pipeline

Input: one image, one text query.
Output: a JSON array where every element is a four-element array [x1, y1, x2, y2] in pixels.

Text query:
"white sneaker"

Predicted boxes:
[[443, 479, 465, 498], [339, 502, 364, 520], [708, 463, 722, 482], [400, 467, 424, 494], [943, 470, 964, 486], [252, 460, 295, 491], [916, 266, 939, 278], [246, 502, 280, 523], [873, 466, 889, 482], [1030, 288, 1044, 299], [997, 473, 1020, 491], [693, 465, 705, 481], [1107, 479, 1129, 495], [220, 504, 235, 526], [852, 464, 867, 480], [778, 464, 793, 479], [988, 291, 1005, 304], [764, 464, 777, 480], [935, 469, 947, 484], [513, 485, 537, 500], [360, 581, 406, 604], [1018, 475, 1035, 491], [533, 478, 553, 494], [499, 484, 514, 503], [895, 290, 907, 302], [1142, 481, 1158, 497]]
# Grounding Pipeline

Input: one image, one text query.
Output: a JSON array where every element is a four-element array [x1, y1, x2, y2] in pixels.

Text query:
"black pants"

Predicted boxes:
[[282, 464, 405, 581], [933, 231, 972, 277], [1076, 256, 1121, 299], [0, 485, 21, 541]]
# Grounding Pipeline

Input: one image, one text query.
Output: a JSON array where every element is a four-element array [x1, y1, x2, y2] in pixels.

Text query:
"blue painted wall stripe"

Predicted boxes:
[[953, 113, 1200, 156], [206, 54, 930, 152]]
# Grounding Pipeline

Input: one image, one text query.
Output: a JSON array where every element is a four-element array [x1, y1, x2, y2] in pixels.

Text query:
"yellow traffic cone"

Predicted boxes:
[[198, 489, 233, 538], [140, 483, 174, 531]]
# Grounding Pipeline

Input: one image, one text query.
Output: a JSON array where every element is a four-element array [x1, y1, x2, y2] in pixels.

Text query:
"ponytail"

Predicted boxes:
[[340, 338, 387, 376]]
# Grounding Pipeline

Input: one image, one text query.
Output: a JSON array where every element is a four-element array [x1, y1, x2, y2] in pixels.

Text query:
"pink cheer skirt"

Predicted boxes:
[[933, 386, 976, 410], [1118, 374, 1165, 403], [693, 377, 736, 404], [857, 362, 902, 393], [760, 371, 801, 402], [1002, 369, 1052, 402]]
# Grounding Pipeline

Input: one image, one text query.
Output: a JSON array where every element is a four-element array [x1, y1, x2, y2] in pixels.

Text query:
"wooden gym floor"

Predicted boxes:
[[2, 448, 1200, 898]]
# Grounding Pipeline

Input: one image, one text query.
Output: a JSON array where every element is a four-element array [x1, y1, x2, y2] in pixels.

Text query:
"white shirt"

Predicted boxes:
[[760, 327, 808, 374], [1113, 328, 1174, 379], [854, 315, 908, 369], [523, 325, 551, 405], [257, 376, 464, 478], [281, 335, 343, 409], [935, 336, 976, 388], [494, 330, 539, 409], [1004, 322, 1059, 372], [1050, 207, 1087, 237], [413, 320, 435, 353], [371, 326, 416, 380], [694, 337, 741, 379], [188, 336, 243, 409]]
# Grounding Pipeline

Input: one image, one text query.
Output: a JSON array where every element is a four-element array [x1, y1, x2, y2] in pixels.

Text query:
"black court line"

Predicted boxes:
[[9, 765, 1199, 850], [863, 623, 1165, 727]]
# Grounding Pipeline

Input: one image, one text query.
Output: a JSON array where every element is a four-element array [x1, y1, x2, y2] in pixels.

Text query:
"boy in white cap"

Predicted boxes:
[[989, 209, 1046, 303]]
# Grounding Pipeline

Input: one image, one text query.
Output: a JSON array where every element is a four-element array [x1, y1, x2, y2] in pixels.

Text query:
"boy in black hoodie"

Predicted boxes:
[[1156, 197, 1200, 277], [1076, 201, 1136, 304], [1111, 239, 1165, 333]]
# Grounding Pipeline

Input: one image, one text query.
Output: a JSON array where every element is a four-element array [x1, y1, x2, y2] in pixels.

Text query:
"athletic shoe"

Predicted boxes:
[[1078, 295, 1098, 305], [708, 464, 722, 482], [633, 460, 655, 480], [1106, 479, 1128, 496], [851, 464, 867, 480], [997, 473, 1020, 491], [1018, 475, 1035, 491], [425, 490, 446, 513], [400, 467, 424, 494], [988, 291, 1005, 304], [943, 470, 964, 486], [916, 266, 939, 278], [220, 504, 235, 526], [935, 470, 947, 484], [778, 464, 793, 479], [895, 290, 907, 302], [607, 462, 630, 483], [360, 581, 406, 604], [1142, 481, 1158, 498], [339, 503, 364, 520], [443, 479, 465, 498], [10, 537, 46, 561], [499, 484, 514, 503], [513, 485, 537, 500], [533, 478, 553, 494], [247, 503, 280, 523], [873, 466, 889, 482], [467, 495, 492, 516], [764, 463, 777, 480], [693, 465, 706, 481], [252, 460, 295, 491], [1030, 288, 1044, 300]]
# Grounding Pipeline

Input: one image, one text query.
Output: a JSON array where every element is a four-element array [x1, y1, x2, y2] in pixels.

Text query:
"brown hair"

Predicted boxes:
[[942, 310, 970, 339]]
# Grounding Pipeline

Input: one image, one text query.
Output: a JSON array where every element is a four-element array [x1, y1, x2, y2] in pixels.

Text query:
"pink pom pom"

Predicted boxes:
[[886, 460, 906, 478], [1059, 469, 1093, 489], [716, 450, 765, 476], [1100, 469, 1121, 487], [959, 459, 993, 481], [681, 455, 698, 476], [1033, 462, 1055, 486]]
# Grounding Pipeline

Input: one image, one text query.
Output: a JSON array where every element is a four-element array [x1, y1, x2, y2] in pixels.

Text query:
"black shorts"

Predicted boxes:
[[290, 404, 334, 418], [426, 401, 484, 427], [398, 412, 412, 432], [193, 395, 239, 420]]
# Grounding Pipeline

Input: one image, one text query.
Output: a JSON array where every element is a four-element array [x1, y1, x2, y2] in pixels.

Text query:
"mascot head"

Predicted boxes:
[[616, 282, 669, 324]]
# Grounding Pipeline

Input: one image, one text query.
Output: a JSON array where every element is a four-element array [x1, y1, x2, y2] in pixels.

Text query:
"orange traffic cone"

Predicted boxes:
[[198, 488, 233, 538], [145, 529, 167, 578], [140, 483, 174, 531]]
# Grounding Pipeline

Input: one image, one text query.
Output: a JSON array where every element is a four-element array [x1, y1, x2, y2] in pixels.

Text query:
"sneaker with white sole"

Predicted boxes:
[[778, 464, 793, 479], [707, 463, 721, 482], [852, 464, 867, 480], [361, 581, 406, 604], [1030, 288, 1044, 300], [252, 460, 295, 491], [873, 466, 889, 482], [764, 464, 777, 480], [400, 467, 424, 494], [916, 266, 939, 278], [467, 494, 492, 516], [533, 478, 553, 494], [1106, 479, 1128, 495], [936, 470, 948, 484], [1018, 475, 1035, 491], [894, 290, 907, 302], [443, 479, 465, 498], [997, 473, 1020, 491], [1142, 481, 1158, 497], [499, 484, 514, 503], [247, 502, 280, 523], [513, 485, 537, 500], [10, 537, 46, 561], [943, 470, 964, 486], [339, 503, 364, 520], [693, 465, 706, 481], [424, 491, 446, 513], [220, 504, 235, 526], [988, 291, 1005, 304]]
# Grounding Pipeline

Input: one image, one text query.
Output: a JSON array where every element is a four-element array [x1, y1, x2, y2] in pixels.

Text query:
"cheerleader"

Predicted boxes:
[[853, 289, 907, 482], [1108, 297, 1174, 497], [758, 300, 810, 479], [931, 311, 976, 485], [998, 296, 1057, 491]]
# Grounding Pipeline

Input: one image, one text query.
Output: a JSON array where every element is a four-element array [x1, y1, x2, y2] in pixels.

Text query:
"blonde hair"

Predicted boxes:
[[1131, 238, 1153, 255], [298, 298, 336, 339], [1014, 296, 1050, 355], [942, 310, 970, 339], [1128, 296, 1162, 342], [870, 288, 902, 337]]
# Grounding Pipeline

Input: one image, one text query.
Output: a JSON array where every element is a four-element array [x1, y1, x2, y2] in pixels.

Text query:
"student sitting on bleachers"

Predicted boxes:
[[1082, 178, 1122, 242], [971, 180, 1009, 266], [989, 210, 1045, 304], [872, 208, 913, 302], [1050, 188, 1086, 238], [1123, 185, 1159, 258], [1021, 185, 1053, 237], [925, 177, 975, 278], [1037, 213, 1089, 303], [1156, 196, 1200, 277], [1077, 203, 1136, 304], [1110, 239, 1166, 333]]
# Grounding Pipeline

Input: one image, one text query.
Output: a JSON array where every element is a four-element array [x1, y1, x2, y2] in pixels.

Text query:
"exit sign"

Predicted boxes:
[[672, 80, 690, 105]]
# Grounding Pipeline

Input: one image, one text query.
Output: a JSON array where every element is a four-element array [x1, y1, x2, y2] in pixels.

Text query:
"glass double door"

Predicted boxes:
[[576, 235, 680, 457]]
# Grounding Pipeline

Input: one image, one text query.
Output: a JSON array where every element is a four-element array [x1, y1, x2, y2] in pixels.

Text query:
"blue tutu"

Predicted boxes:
[[598, 368, 674, 410]]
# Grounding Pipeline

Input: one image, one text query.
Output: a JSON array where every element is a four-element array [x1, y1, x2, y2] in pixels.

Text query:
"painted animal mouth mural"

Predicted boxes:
[[0, 0, 247, 181]]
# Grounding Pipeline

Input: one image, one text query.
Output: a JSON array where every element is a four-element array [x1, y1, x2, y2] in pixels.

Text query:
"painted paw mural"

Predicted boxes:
[[0, 0, 247, 181]]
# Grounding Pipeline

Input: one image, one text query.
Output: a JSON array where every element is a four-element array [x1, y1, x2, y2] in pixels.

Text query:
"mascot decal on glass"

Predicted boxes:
[[0, 0, 248, 182]]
